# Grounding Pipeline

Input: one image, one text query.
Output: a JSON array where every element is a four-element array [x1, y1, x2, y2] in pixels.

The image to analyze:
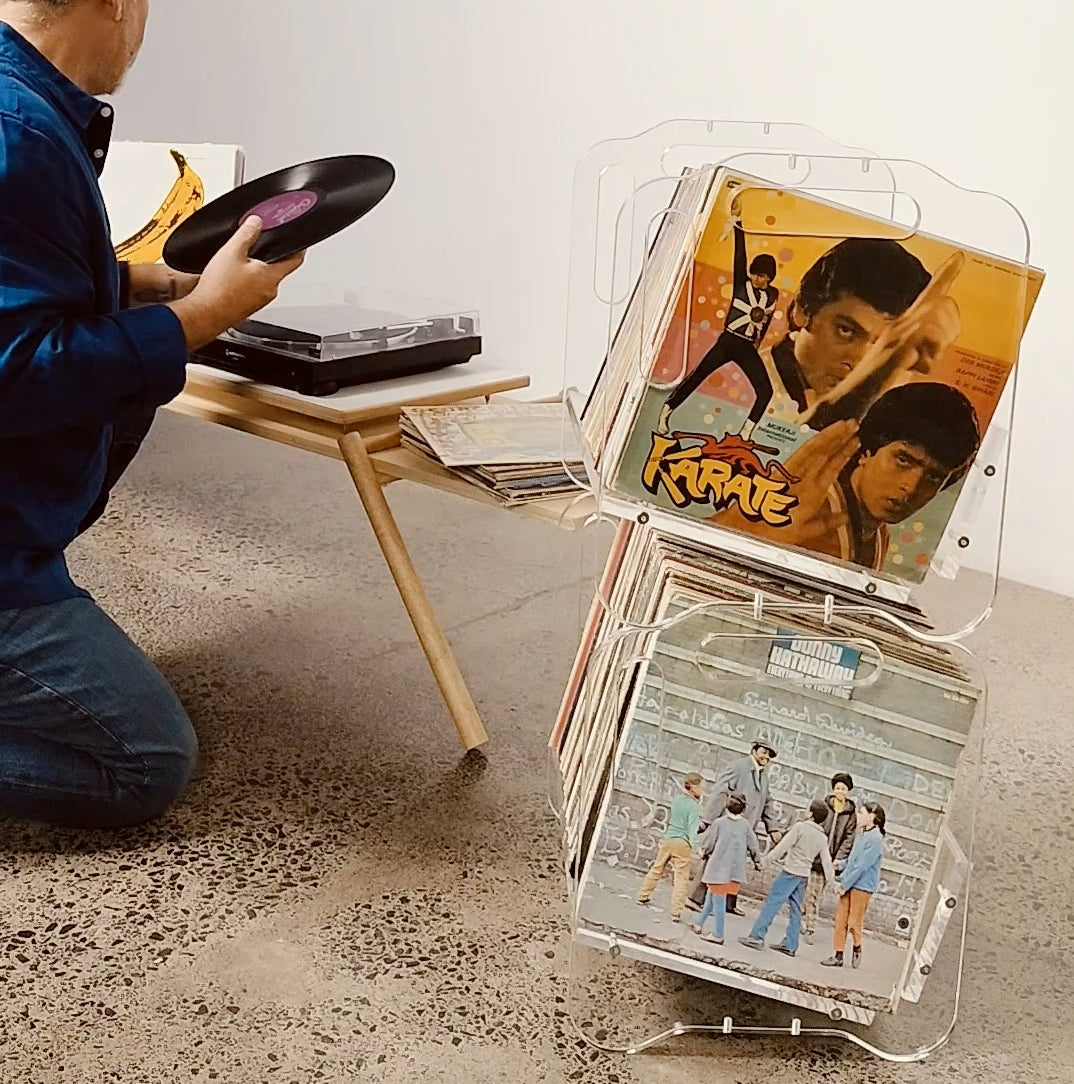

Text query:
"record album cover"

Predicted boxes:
[[100, 141, 245, 264], [572, 569, 980, 1018], [593, 169, 1044, 587], [403, 401, 583, 467]]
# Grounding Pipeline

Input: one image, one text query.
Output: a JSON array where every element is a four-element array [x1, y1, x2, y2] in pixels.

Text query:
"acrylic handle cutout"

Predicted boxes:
[[728, 180, 922, 242]]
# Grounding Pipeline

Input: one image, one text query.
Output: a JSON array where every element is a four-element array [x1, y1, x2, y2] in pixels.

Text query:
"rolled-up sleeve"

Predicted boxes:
[[0, 118, 189, 436]]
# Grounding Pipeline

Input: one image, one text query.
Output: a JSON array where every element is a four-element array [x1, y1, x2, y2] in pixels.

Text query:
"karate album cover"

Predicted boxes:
[[598, 169, 1045, 587]]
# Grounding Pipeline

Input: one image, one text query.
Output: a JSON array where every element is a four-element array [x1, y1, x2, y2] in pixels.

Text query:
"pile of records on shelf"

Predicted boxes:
[[400, 400, 586, 506], [550, 521, 982, 1023], [549, 163, 1044, 1024]]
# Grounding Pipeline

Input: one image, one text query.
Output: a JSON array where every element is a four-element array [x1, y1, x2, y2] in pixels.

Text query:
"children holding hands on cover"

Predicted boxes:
[[802, 772, 858, 946], [690, 792, 760, 944], [636, 773, 704, 922], [638, 772, 888, 972], [740, 798, 836, 957], [822, 801, 887, 969]]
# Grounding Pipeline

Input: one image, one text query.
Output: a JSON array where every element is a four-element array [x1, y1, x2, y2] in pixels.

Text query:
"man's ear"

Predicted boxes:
[[787, 297, 805, 331], [99, 0, 124, 22]]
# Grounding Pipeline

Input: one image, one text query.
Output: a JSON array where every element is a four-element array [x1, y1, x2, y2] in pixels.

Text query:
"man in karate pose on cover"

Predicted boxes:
[[0, 0, 304, 829], [657, 194, 779, 442]]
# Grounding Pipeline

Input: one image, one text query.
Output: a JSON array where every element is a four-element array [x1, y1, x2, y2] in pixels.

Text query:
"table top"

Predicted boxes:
[[171, 359, 594, 529], [181, 358, 531, 425]]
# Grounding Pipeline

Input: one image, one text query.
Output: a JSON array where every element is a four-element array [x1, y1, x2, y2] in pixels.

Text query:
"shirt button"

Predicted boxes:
[[93, 148, 105, 159], [100, 106, 112, 118]]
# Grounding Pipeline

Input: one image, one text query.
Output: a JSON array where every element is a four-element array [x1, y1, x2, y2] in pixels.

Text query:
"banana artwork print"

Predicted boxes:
[[113, 148, 205, 264]]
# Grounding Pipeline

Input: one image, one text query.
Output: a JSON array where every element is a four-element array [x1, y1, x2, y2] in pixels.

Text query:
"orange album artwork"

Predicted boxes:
[[607, 170, 1045, 586]]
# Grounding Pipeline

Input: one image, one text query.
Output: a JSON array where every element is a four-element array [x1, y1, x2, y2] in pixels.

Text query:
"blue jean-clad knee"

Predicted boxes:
[[0, 597, 198, 828], [777, 876, 807, 953], [750, 871, 801, 941]]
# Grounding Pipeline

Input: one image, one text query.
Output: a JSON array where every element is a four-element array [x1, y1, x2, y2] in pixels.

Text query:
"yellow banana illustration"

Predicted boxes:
[[114, 148, 204, 264]]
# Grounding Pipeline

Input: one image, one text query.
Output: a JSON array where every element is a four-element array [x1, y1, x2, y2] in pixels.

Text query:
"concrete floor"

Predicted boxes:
[[3, 408, 1072, 1083]]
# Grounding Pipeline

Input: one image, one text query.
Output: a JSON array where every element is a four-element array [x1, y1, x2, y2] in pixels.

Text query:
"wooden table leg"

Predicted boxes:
[[338, 431, 489, 751]]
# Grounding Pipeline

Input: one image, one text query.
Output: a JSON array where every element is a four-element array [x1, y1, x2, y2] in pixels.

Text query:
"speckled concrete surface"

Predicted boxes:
[[2, 409, 1072, 1083]]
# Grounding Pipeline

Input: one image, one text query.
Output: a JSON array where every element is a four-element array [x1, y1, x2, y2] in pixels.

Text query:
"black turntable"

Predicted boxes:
[[191, 289, 482, 397]]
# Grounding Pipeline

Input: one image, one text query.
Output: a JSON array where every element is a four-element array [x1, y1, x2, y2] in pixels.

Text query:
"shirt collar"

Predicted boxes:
[[0, 21, 111, 133]]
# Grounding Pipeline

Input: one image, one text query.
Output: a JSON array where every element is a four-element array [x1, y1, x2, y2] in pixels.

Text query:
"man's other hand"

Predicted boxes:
[[126, 262, 200, 307], [166, 217, 305, 351]]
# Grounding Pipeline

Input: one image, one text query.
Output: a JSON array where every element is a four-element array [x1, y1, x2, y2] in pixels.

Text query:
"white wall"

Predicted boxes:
[[112, 0, 1071, 597]]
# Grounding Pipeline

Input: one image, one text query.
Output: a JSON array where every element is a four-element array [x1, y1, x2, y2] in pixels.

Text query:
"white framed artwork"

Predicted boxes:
[[99, 141, 245, 263]]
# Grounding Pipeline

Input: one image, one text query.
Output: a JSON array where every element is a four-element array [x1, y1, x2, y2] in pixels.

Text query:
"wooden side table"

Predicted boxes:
[[166, 360, 593, 751]]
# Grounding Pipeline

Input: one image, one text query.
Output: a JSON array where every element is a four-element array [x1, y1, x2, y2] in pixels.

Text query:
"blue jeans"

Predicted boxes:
[[696, 888, 726, 940], [749, 871, 807, 953], [0, 596, 198, 829]]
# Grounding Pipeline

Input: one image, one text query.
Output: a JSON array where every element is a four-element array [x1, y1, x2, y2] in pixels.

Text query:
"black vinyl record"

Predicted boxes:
[[162, 155, 395, 274]]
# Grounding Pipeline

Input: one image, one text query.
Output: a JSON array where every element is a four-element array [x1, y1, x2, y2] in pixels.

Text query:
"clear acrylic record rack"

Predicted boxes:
[[546, 120, 1036, 1062], [552, 583, 985, 1061], [556, 119, 1036, 642]]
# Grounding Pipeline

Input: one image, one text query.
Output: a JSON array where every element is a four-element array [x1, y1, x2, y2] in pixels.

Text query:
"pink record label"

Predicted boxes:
[[244, 189, 319, 230]]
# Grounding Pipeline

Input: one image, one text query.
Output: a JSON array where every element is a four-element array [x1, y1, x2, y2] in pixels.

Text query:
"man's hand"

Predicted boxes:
[[718, 184, 743, 240], [167, 217, 305, 351], [894, 295, 961, 375], [712, 419, 861, 549], [843, 290, 960, 393], [126, 262, 200, 307]]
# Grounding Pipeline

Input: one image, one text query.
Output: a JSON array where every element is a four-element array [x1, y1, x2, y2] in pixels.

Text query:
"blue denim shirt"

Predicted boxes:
[[0, 23, 188, 609]]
